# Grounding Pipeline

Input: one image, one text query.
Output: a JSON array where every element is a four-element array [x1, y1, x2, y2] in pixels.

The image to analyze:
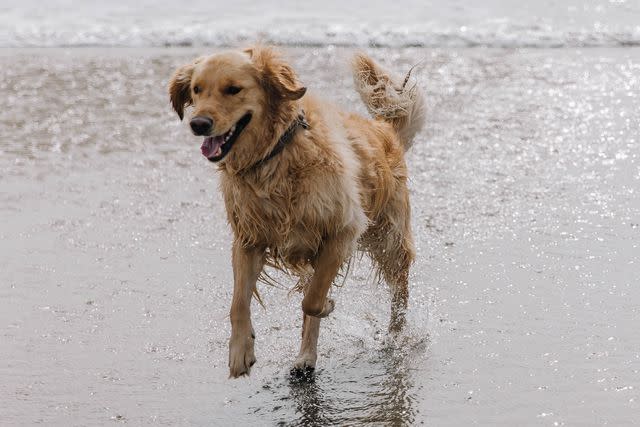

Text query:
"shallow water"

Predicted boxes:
[[1, 47, 639, 425]]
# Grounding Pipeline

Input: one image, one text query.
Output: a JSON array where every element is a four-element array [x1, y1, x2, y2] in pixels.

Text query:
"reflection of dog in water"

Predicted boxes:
[[285, 345, 417, 425], [169, 46, 425, 378]]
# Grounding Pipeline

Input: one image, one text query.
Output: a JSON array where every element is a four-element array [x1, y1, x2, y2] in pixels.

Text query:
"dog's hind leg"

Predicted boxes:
[[375, 230, 414, 332], [228, 240, 265, 378], [387, 236, 413, 333], [365, 187, 415, 333]]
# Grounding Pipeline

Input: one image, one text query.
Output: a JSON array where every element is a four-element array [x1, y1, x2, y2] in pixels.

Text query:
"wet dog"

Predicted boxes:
[[169, 46, 425, 377]]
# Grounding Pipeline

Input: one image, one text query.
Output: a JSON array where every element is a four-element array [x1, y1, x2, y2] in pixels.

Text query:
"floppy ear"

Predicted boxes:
[[245, 46, 307, 101], [168, 59, 200, 120]]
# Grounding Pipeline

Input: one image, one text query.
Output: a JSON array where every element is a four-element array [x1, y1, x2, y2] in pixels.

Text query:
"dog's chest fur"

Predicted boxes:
[[221, 171, 337, 268]]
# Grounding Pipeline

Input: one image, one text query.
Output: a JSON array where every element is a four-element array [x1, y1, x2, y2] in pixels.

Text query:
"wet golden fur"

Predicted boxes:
[[169, 46, 425, 377]]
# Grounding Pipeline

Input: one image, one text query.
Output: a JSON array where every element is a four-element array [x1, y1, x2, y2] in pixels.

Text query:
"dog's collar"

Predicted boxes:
[[250, 111, 309, 171]]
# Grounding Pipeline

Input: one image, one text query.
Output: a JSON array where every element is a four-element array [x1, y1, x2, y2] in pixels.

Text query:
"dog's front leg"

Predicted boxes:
[[293, 313, 321, 372], [228, 240, 265, 378], [302, 237, 348, 318]]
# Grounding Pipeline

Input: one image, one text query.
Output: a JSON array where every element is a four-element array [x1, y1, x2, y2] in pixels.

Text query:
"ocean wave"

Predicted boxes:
[[2, 24, 640, 48]]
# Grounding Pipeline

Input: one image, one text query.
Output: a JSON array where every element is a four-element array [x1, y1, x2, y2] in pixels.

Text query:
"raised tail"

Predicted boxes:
[[352, 53, 426, 150]]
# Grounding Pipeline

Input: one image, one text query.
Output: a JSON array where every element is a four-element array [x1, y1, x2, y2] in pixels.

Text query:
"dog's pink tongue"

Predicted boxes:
[[201, 136, 224, 158]]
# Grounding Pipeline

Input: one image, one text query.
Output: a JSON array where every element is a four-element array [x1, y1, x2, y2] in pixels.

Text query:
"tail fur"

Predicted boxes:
[[352, 53, 426, 150]]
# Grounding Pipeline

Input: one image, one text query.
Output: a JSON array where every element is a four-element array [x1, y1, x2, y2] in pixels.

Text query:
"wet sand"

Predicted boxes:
[[1, 47, 639, 425]]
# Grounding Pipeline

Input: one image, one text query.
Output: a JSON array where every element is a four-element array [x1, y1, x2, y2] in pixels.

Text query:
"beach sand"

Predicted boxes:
[[1, 47, 639, 425]]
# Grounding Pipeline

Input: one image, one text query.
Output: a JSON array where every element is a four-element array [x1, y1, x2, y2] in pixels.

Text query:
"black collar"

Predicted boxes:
[[250, 111, 309, 171]]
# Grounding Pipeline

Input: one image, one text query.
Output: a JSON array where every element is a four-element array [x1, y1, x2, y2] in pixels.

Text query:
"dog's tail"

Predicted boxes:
[[352, 53, 426, 150]]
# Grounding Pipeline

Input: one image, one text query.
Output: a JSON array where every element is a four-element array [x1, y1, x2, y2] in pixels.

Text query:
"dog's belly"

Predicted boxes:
[[262, 225, 320, 268]]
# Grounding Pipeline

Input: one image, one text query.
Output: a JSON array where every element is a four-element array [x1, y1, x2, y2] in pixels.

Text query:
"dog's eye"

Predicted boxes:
[[224, 85, 242, 95], [193, 86, 200, 94]]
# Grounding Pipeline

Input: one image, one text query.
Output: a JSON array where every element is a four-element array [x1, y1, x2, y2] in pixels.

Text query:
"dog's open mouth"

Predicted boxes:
[[201, 113, 252, 162]]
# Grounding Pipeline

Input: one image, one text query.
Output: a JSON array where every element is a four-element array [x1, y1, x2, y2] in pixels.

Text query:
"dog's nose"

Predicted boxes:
[[190, 116, 213, 135]]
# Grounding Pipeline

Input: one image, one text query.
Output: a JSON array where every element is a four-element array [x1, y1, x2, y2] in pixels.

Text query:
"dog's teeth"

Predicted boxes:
[[224, 127, 235, 143]]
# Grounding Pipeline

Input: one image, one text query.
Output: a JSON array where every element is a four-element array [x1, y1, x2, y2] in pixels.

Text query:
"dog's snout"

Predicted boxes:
[[190, 116, 213, 135]]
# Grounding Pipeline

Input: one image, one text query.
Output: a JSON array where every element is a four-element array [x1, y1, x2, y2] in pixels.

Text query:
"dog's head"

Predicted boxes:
[[169, 46, 306, 169]]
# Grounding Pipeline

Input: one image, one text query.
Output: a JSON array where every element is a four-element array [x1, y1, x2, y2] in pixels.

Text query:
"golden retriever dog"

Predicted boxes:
[[168, 46, 425, 378]]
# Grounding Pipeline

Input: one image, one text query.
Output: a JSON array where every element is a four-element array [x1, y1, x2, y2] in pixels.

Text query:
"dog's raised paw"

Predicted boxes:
[[302, 297, 335, 318], [317, 298, 335, 318]]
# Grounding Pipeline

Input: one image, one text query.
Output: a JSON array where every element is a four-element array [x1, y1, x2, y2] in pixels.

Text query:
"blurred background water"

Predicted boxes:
[[1, 0, 639, 48]]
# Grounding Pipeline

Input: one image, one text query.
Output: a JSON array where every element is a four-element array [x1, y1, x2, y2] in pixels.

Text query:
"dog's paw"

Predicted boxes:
[[389, 305, 408, 334], [290, 354, 316, 380], [302, 297, 335, 318], [228, 332, 256, 378], [317, 298, 335, 318], [292, 352, 317, 372]]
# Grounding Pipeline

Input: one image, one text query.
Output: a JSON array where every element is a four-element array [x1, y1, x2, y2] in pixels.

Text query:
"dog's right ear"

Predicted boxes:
[[168, 58, 202, 120]]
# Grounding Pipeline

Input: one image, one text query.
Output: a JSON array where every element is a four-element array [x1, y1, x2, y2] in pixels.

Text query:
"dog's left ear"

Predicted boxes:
[[168, 58, 203, 120], [245, 46, 307, 101]]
